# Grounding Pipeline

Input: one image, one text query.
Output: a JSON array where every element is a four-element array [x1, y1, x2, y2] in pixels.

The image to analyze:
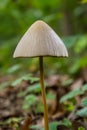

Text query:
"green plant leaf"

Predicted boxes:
[[35, 102, 44, 113], [60, 89, 83, 103], [60, 84, 87, 103], [0, 82, 10, 90], [82, 84, 87, 92], [63, 35, 79, 48], [76, 107, 87, 117], [7, 64, 21, 74], [69, 57, 87, 75], [12, 74, 39, 86], [27, 82, 47, 93], [78, 126, 85, 130], [40, 121, 58, 130], [59, 118, 72, 128], [12, 78, 23, 86], [46, 92, 56, 100], [0, 0, 9, 9], [82, 97, 87, 106], [6, 117, 21, 124], [31, 120, 71, 130], [27, 83, 41, 93], [18, 82, 47, 98], [30, 125, 41, 130], [49, 122, 58, 130], [81, 0, 87, 3], [23, 94, 37, 109], [74, 35, 87, 53], [61, 79, 73, 86]]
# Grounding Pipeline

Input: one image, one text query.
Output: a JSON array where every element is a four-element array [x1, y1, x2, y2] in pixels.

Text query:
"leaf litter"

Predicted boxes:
[[0, 73, 87, 130]]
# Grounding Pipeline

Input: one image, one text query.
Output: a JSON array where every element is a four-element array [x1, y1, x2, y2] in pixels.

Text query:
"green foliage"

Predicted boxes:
[[17, 83, 42, 98], [0, 117, 21, 130], [35, 102, 44, 113], [48, 122, 58, 130], [77, 97, 87, 118], [31, 125, 41, 130], [76, 107, 87, 117], [26, 83, 42, 93], [31, 122, 58, 130], [60, 84, 87, 103], [12, 74, 39, 86], [81, 0, 87, 3], [18, 83, 46, 98], [0, 0, 87, 76], [57, 118, 72, 128], [69, 56, 87, 75], [74, 35, 87, 53], [0, 82, 10, 90], [63, 35, 80, 48], [64, 101, 75, 111], [31, 119, 72, 130], [78, 127, 85, 130], [7, 64, 21, 74], [6, 117, 21, 124], [60, 89, 82, 103], [23, 94, 37, 109], [22, 93, 44, 113], [82, 97, 87, 106], [46, 92, 56, 100], [61, 78, 73, 86], [20, 84, 55, 111]]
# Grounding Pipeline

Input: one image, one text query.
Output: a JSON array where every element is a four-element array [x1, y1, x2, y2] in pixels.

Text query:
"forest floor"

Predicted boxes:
[[0, 71, 87, 130]]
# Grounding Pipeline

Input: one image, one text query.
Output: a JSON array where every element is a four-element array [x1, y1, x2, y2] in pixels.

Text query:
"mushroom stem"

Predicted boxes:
[[39, 56, 49, 130]]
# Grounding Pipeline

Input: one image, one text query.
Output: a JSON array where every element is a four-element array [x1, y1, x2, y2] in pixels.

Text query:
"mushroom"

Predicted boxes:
[[13, 20, 68, 130]]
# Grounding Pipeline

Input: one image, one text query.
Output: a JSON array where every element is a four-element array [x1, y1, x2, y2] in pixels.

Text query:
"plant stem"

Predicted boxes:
[[39, 56, 49, 130]]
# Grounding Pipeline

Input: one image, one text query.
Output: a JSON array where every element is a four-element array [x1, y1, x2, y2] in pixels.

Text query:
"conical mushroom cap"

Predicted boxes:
[[13, 20, 68, 58]]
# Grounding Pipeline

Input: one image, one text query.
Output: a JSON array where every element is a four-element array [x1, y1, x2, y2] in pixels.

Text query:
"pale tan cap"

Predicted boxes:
[[13, 20, 68, 58]]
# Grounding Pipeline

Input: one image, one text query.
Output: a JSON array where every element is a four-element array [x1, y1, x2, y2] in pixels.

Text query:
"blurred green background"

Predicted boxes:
[[0, 0, 87, 76]]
